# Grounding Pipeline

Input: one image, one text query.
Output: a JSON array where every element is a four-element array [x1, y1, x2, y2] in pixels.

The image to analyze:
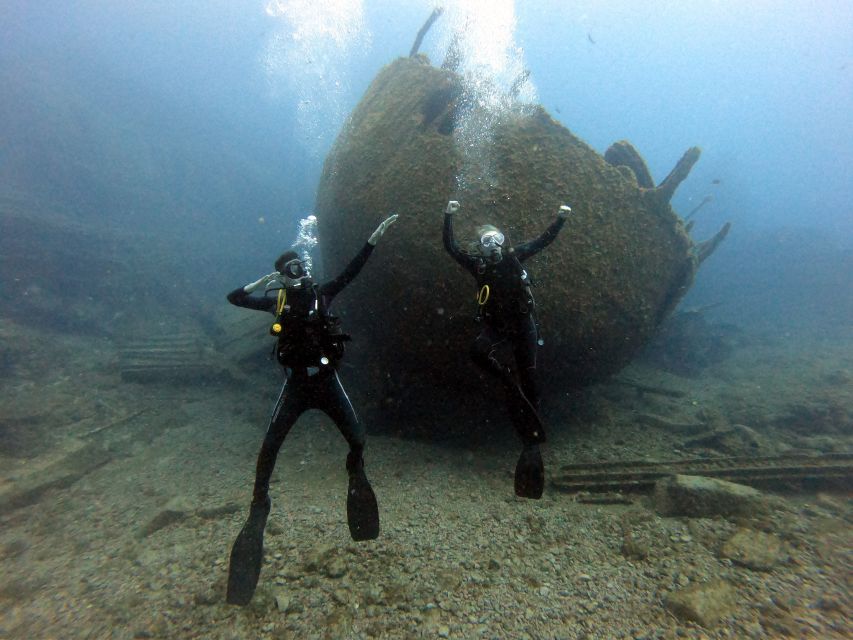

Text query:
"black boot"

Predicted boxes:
[[346, 451, 380, 541], [226, 496, 271, 605], [514, 444, 544, 499]]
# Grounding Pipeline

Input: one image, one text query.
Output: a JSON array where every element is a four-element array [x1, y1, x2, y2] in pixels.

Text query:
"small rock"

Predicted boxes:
[[621, 533, 649, 560], [653, 475, 774, 519], [324, 557, 348, 579], [664, 579, 738, 627], [437, 624, 450, 637], [331, 588, 349, 605], [720, 529, 784, 570], [684, 424, 774, 456], [275, 593, 290, 613]]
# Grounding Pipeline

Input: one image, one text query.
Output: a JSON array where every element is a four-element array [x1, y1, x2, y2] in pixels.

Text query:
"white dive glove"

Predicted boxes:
[[445, 200, 460, 215], [368, 213, 399, 246], [243, 272, 280, 293], [558, 204, 572, 219]]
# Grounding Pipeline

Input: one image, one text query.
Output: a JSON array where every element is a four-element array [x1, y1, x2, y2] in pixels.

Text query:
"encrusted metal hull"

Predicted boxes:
[[315, 56, 722, 433]]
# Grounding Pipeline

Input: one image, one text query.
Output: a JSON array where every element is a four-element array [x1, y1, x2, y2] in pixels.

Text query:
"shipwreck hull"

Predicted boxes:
[[315, 56, 704, 435]]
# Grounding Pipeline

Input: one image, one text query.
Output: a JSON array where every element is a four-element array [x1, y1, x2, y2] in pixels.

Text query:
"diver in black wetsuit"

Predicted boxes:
[[443, 200, 571, 499], [225, 213, 398, 606]]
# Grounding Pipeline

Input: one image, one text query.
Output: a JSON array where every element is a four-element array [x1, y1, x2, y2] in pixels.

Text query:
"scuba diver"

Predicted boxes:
[[442, 200, 571, 499], [224, 213, 398, 606]]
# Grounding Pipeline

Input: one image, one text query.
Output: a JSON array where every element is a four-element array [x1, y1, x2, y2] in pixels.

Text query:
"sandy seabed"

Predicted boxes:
[[0, 319, 851, 640]]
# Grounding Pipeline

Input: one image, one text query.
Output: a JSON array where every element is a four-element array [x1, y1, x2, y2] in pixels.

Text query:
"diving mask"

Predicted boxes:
[[280, 258, 311, 288], [480, 231, 505, 248], [282, 258, 307, 279]]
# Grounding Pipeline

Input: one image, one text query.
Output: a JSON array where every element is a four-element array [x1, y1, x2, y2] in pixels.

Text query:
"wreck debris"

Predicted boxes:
[[685, 195, 713, 220], [644, 147, 701, 207], [80, 409, 145, 438], [604, 140, 654, 188], [0, 443, 113, 512], [604, 141, 730, 267], [551, 453, 853, 494], [635, 412, 706, 434], [697, 221, 732, 265], [118, 334, 208, 382], [608, 377, 686, 398], [409, 7, 444, 58]]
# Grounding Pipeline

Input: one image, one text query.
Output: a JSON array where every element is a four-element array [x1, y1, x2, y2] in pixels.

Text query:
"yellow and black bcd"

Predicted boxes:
[[269, 289, 287, 335]]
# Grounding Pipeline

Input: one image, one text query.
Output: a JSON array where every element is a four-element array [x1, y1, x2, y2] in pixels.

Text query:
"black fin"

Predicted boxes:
[[347, 472, 380, 541], [514, 446, 544, 499], [226, 498, 270, 606]]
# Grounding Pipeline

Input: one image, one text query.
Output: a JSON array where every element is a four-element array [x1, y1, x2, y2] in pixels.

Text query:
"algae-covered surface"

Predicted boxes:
[[316, 57, 700, 429]]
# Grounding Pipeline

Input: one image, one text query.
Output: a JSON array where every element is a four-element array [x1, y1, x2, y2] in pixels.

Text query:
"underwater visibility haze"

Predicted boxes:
[[0, 1, 851, 638]]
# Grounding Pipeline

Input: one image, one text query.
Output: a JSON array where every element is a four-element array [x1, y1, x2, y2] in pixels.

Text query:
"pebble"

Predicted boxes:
[[275, 594, 290, 613]]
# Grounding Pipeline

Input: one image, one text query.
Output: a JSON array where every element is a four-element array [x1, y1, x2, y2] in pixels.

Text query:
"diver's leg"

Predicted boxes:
[[470, 326, 515, 383], [227, 378, 304, 605], [472, 325, 543, 498], [318, 371, 379, 541], [511, 317, 545, 499], [499, 323, 545, 445], [514, 315, 540, 409], [252, 379, 304, 502]]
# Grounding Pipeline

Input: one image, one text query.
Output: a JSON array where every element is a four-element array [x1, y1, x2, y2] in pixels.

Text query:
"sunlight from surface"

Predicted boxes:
[[435, 1, 537, 189], [261, 0, 371, 156]]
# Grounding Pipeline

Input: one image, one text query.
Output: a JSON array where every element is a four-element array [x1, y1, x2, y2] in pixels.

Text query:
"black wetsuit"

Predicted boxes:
[[227, 242, 375, 504], [443, 213, 565, 445]]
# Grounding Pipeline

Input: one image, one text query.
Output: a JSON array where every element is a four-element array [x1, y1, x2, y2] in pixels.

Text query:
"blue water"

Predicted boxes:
[[1, 0, 850, 318]]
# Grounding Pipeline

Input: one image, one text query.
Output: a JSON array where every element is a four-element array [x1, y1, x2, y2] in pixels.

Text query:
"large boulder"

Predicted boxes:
[[315, 55, 724, 436]]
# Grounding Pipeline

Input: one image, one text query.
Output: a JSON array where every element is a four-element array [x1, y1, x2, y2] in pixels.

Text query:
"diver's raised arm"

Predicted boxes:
[[368, 213, 399, 246], [321, 214, 398, 299], [244, 272, 280, 294], [514, 203, 572, 261], [227, 272, 280, 310], [443, 200, 474, 271]]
